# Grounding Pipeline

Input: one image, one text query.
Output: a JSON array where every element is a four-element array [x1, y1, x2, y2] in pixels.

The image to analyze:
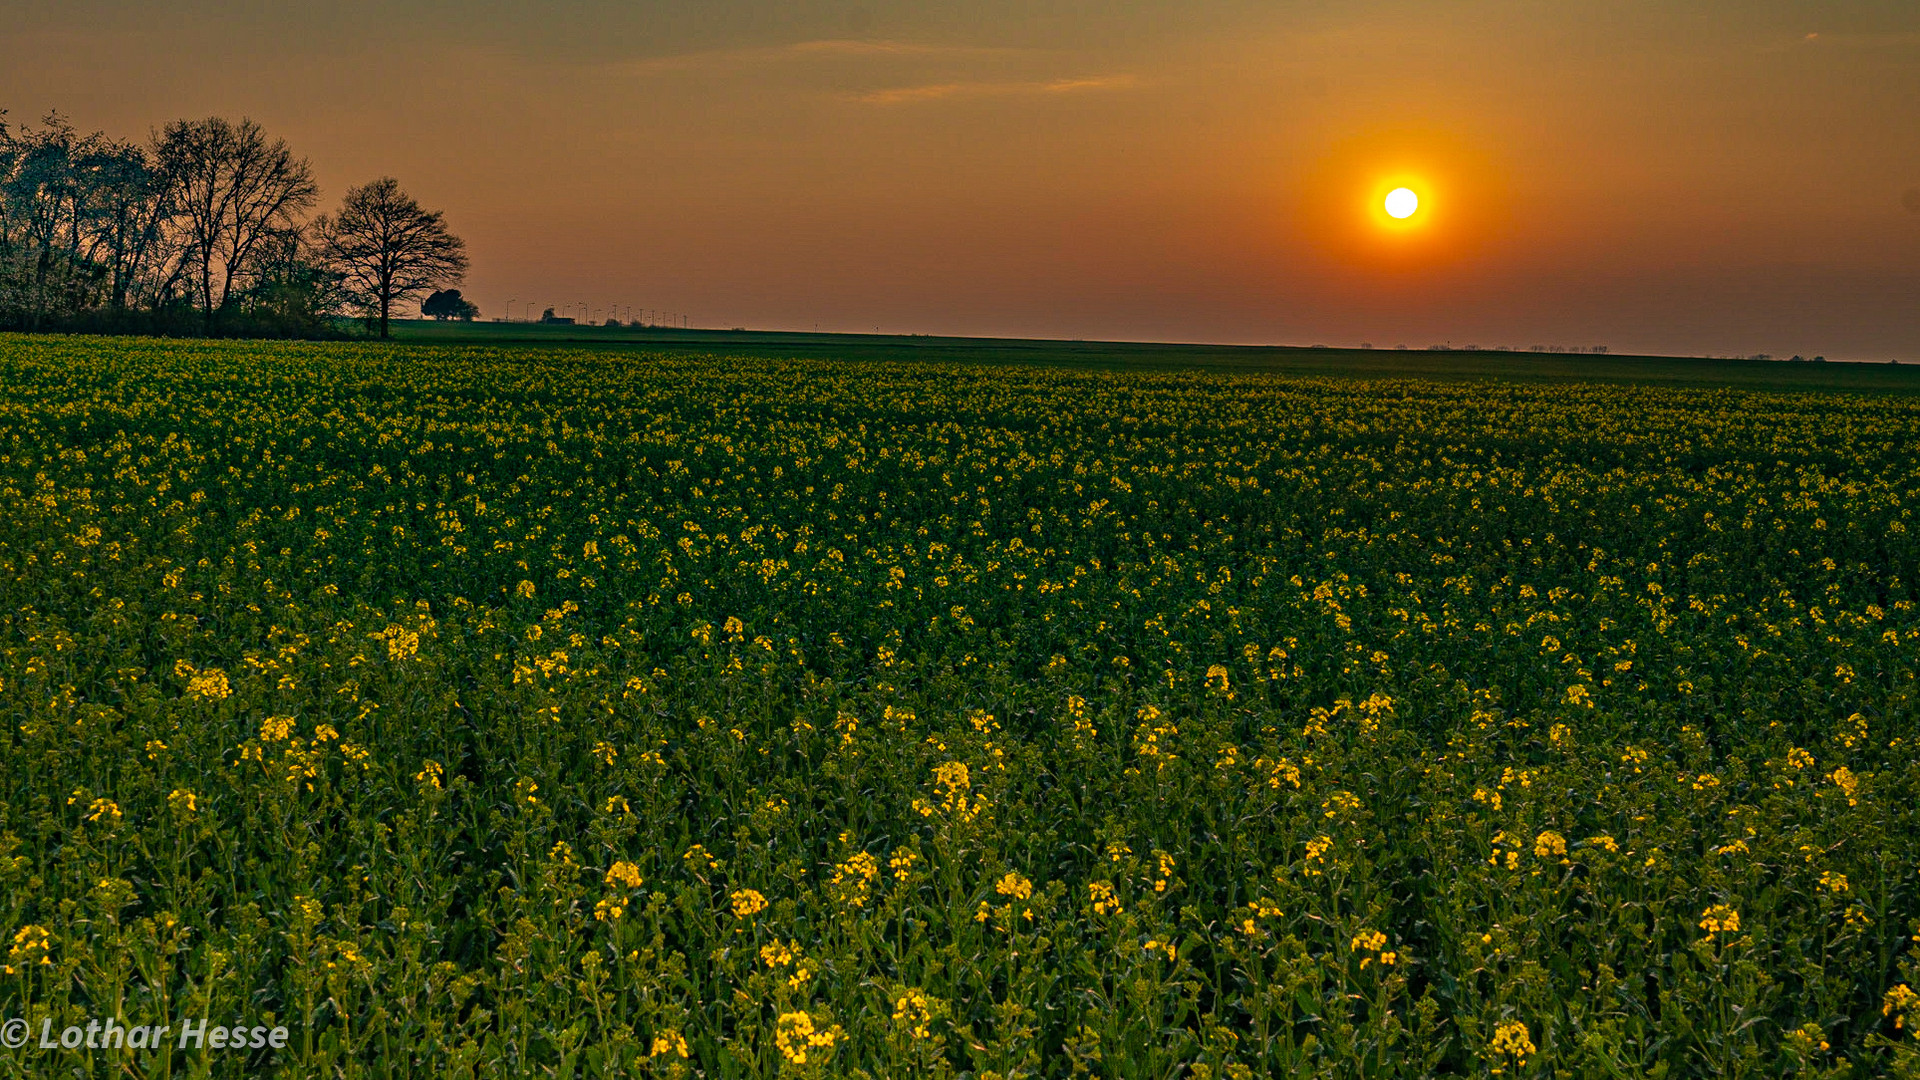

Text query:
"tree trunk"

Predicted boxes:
[[380, 290, 390, 339], [200, 254, 215, 336]]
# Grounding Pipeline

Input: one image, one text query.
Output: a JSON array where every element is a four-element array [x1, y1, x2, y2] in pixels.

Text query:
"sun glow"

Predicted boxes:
[[1369, 175, 1435, 233], [1289, 123, 1509, 271]]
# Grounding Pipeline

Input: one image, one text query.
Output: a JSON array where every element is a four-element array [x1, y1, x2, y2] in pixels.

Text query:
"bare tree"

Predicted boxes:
[[75, 136, 184, 312], [153, 117, 317, 333], [316, 177, 467, 339]]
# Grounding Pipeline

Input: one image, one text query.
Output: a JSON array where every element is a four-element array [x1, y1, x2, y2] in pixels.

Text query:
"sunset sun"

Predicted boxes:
[[1384, 187, 1419, 219]]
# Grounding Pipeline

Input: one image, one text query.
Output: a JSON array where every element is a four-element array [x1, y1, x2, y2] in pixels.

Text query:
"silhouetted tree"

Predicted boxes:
[[232, 225, 340, 336], [82, 135, 186, 313], [153, 117, 317, 334], [0, 112, 86, 329], [317, 178, 467, 339], [421, 288, 478, 321]]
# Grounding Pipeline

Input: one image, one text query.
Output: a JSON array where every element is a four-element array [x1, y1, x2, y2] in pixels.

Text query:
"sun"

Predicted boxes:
[[1290, 123, 1510, 266], [1364, 174, 1436, 234]]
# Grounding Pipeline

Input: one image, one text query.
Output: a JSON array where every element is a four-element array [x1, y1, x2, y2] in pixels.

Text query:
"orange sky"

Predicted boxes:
[[11, 1, 1920, 357]]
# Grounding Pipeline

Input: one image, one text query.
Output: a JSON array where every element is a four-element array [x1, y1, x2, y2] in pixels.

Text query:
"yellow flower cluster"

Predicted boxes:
[[913, 761, 985, 822], [888, 849, 917, 881], [1699, 904, 1741, 935], [995, 871, 1033, 901], [1303, 834, 1333, 876], [649, 1030, 690, 1058], [774, 1011, 840, 1065], [4, 925, 52, 975], [175, 660, 232, 701], [892, 989, 942, 1040], [1351, 929, 1397, 968], [830, 851, 880, 909], [1488, 1020, 1534, 1068], [1886, 984, 1919, 1031]]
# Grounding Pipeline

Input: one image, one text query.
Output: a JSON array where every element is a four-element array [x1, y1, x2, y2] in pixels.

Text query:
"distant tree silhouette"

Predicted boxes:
[[422, 288, 478, 321], [316, 177, 466, 339]]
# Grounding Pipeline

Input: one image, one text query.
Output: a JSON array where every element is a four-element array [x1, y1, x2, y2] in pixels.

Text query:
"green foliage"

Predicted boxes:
[[1, 335, 1917, 1077]]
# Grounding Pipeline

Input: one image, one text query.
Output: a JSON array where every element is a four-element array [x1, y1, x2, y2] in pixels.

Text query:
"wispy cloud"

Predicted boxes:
[[788, 39, 1024, 59], [1759, 28, 1920, 55], [619, 38, 1029, 75], [851, 75, 1137, 105]]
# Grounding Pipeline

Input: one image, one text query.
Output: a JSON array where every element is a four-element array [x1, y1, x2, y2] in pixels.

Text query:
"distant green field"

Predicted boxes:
[[4, 334, 1919, 1077], [389, 318, 1920, 392]]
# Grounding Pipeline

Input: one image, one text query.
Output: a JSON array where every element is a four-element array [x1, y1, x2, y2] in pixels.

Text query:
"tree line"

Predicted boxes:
[[0, 110, 467, 339]]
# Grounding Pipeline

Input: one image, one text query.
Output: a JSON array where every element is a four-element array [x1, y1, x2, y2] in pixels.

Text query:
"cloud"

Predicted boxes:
[[618, 38, 1028, 75], [851, 74, 1137, 105], [1764, 28, 1920, 54], [787, 39, 1023, 59]]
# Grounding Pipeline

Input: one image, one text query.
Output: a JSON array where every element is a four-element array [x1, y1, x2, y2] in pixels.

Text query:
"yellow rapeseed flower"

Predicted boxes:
[[1488, 1020, 1534, 1068], [995, 870, 1033, 901], [4, 925, 53, 974], [892, 988, 942, 1040], [1699, 904, 1741, 935], [1884, 983, 1918, 1030], [831, 851, 881, 908], [888, 849, 918, 880], [649, 1030, 690, 1058], [774, 1011, 840, 1065], [187, 667, 231, 701]]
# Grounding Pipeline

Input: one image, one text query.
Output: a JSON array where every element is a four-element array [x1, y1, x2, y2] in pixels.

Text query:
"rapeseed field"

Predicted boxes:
[[1, 336, 1917, 1077]]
